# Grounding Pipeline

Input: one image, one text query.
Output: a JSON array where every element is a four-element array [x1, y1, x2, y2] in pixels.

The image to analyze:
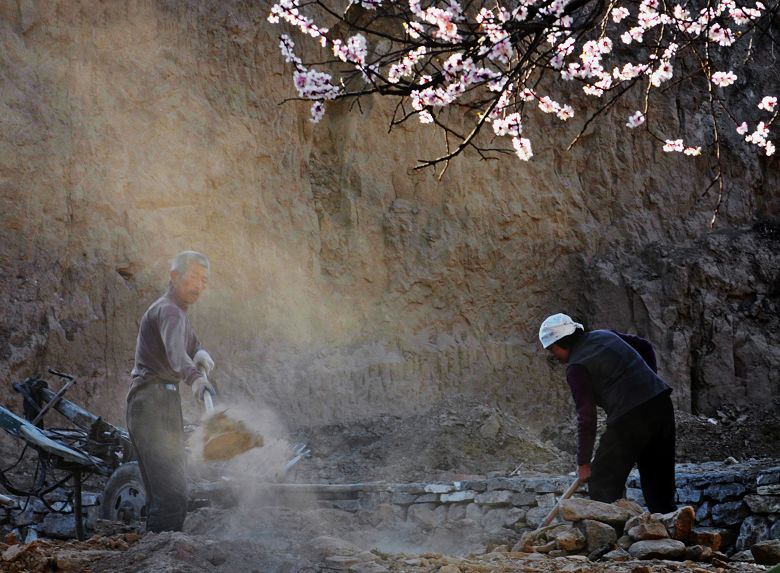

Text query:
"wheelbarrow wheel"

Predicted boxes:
[[100, 462, 147, 523]]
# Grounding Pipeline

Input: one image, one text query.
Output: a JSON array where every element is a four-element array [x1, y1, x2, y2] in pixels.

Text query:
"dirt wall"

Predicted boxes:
[[0, 0, 777, 432]]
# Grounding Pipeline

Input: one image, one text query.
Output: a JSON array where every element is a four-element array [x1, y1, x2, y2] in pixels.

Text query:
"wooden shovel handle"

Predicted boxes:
[[540, 478, 583, 528]]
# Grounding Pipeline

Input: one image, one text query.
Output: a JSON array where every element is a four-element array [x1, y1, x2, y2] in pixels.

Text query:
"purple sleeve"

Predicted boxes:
[[613, 330, 657, 373], [566, 363, 597, 466]]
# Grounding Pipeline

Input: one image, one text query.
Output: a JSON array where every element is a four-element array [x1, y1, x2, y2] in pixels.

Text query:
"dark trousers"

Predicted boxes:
[[126, 383, 188, 532], [589, 391, 677, 514]]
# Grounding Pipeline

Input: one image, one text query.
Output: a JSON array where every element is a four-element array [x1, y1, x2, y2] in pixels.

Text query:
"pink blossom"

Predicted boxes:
[[663, 139, 684, 152], [489, 38, 514, 64], [745, 122, 770, 146], [557, 105, 575, 121], [611, 7, 630, 22], [538, 96, 557, 113], [403, 21, 424, 38], [650, 61, 673, 86], [279, 35, 302, 67], [388, 46, 427, 83], [583, 85, 604, 96], [332, 35, 368, 65], [711, 71, 738, 87], [626, 111, 645, 128], [613, 63, 647, 81], [409, 1, 464, 43], [758, 96, 777, 112], [598, 37, 613, 54], [269, 1, 328, 41], [352, 0, 383, 8], [293, 69, 341, 100], [708, 23, 736, 46], [512, 137, 533, 161], [561, 62, 583, 81], [492, 113, 523, 137], [310, 101, 325, 123], [730, 7, 750, 24], [269, 0, 776, 165]]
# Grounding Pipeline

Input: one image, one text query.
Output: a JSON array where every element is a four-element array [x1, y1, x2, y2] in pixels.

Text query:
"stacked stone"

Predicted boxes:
[[512, 498, 729, 564], [375, 475, 574, 538], [626, 461, 780, 554]]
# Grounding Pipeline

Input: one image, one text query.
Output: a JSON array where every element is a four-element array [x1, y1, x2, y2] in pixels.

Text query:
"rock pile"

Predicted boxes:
[[0, 532, 141, 572], [513, 497, 780, 567]]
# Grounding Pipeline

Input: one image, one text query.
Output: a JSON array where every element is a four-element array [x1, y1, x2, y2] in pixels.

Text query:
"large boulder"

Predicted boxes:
[[577, 519, 618, 554], [628, 539, 686, 560], [558, 498, 632, 525]]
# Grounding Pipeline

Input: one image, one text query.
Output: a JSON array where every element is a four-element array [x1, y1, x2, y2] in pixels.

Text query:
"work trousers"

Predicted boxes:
[[589, 391, 677, 514], [126, 382, 188, 532]]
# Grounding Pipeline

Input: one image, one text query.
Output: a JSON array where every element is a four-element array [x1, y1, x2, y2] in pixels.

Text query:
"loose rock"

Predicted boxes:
[[626, 513, 669, 541], [628, 539, 686, 560], [558, 498, 632, 525], [577, 519, 618, 553], [751, 539, 780, 565]]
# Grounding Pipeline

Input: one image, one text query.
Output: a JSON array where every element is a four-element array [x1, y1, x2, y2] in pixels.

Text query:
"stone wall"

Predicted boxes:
[[273, 461, 780, 555], [0, 0, 778, 436], [1, 461, 778, 556]]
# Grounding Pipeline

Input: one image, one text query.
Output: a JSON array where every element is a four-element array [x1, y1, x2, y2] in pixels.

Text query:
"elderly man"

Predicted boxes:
[[126, 251, 216, 532], [539, 313, 677, 514]]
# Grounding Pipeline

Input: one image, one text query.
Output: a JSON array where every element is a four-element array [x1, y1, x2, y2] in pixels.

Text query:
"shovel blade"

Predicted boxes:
[[203, 430, 264, 461]]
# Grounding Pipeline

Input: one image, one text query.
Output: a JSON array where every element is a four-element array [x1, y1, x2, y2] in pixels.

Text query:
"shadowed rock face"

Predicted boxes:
[[0, 1, 777, 433], [584, 226, 780, 415]]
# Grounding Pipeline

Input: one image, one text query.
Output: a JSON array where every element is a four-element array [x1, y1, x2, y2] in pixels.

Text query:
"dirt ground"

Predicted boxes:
[[0, 522, 775, 573], [288, 394, 780, 483], [2, 394, 780, 572]]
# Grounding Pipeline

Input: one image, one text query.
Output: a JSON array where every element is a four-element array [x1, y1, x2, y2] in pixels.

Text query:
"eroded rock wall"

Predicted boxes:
[[0, 1, 777, 432], [584, 225, 780, 415]]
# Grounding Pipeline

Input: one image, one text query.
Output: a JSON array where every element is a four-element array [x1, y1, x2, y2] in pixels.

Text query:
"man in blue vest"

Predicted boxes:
[[539, 313, 677, 514]]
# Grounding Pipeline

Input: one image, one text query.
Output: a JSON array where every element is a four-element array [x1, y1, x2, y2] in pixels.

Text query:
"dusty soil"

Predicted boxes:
[[0, 524, 773, 573], [289, 395, 571, 483], [2, 394, 779, 572], [288, 394, 780, 483]]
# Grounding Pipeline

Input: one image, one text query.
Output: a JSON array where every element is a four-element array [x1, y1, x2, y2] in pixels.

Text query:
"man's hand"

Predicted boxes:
[[578, 463, 592, 482], [194, 350, 215, 375], [192, 376, 215, 401]]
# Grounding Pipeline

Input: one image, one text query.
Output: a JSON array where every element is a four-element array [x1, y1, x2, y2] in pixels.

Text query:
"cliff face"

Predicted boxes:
[[0, 1, 777, 431], [585, 225, 780, 415]]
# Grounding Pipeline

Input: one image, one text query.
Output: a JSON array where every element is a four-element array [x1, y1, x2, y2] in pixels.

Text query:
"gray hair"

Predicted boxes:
[[170, 251, 210, 275]]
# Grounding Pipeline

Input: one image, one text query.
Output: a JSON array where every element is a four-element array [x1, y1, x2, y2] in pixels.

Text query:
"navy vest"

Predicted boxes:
[[567, 330, 671, 423]]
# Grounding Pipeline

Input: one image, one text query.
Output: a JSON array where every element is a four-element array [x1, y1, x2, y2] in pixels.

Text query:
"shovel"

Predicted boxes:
[[197, 367, 264, 461]]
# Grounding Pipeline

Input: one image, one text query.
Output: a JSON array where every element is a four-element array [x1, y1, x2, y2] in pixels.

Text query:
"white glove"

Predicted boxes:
[[194, 349, 215, 375], [192, 376, 215, 401]]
